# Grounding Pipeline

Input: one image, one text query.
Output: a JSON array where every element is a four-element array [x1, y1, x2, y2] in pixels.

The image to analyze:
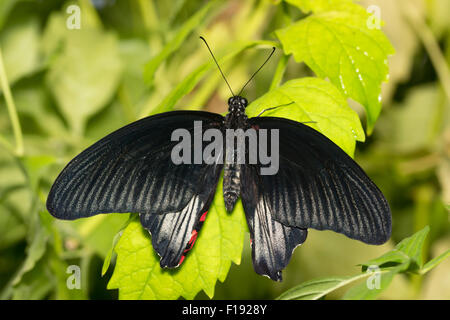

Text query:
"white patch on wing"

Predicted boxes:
[[140, 195, 203, 267]]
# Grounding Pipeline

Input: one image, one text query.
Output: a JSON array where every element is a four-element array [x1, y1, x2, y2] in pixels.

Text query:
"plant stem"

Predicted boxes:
[[0, 47, 24, 156], [138, 0, 159, 31], [137, 0, 162, 51]]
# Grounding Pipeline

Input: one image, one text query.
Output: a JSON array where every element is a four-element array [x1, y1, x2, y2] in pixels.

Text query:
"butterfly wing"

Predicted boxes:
[[248, 116, 391, 245], [241, 164, 308, 281], [139, 165, 218, 268], [47, 111, 224, 268], [47, 111, 224, 218]]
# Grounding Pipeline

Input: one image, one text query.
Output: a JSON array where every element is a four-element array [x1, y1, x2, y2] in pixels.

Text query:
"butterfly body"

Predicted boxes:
[[223, 96, 249, 212]]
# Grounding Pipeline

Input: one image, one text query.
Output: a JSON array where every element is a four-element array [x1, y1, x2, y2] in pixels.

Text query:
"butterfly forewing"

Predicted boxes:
[[47, 111, 224, 220], [248, 116, 391, 245]]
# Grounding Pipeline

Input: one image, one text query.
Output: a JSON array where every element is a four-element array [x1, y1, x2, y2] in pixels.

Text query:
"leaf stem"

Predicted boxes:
[[277, 269, 391, 300], [0, 47, 24, 156]]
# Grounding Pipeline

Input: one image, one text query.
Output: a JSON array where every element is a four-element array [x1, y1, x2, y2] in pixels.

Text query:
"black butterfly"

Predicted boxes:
[[47, 38, 391, 281]]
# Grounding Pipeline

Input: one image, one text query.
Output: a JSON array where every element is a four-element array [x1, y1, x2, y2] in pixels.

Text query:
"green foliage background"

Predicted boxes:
[[0, 0, 449, 300]]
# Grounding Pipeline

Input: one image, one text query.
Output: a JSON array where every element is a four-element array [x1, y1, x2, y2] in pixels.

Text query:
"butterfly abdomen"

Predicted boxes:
[[223, 162, 241, 212], [222, 100, 248, 212]]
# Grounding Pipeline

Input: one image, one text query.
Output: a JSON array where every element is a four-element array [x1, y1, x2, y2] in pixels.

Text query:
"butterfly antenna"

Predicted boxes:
[[200, 36, 235, 97], [238, 47, 276, 96]]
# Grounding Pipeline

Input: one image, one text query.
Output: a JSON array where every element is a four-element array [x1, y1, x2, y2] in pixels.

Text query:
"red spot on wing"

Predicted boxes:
[[200, 210, 208, 222], [177, 208, 210, 266], [184, 230, 198, 253]]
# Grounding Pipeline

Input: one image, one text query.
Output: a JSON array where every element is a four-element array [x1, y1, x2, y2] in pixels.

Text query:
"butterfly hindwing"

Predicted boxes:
[[140, 162, 221, 268], [241, 164, 308, 281], [249, 116, 391, 245]]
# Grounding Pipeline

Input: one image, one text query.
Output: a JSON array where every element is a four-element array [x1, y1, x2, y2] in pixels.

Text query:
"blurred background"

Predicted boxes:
[[0, 0, 449, 299]]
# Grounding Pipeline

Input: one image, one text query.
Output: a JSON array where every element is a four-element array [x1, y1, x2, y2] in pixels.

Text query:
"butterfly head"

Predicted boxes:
[[228, 96, 248, 112]]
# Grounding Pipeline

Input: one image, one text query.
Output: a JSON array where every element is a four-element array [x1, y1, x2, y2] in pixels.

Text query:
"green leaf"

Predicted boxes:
[[74, 213, 130, 258], [0, 17, 40, 85], [361, 226, 430, 273], [22, 155, 56, 191], [278, 227, 442, 300], [276, 8, 394, 133], [108, 179, 247, 299], [41, 13, 67, 58], [11, 254, 53, 300], [360, 250, 410, 271], [0, 201, 26, 250], [246, 77, 365, 156], [143, 0, 216, 87], [345, 227, 431, 299], [420, 249, 450, 275], [46, 28, 122, 134], [285, 0, 365, 14], [6, 85, 68, 138], [10, 212, 49, 288], [345, 242, 450, 300], [102, 226, 127, 276], [276, 274, 367, 300], [342, 268, 399, 300], [395, 226, 430, 269]]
